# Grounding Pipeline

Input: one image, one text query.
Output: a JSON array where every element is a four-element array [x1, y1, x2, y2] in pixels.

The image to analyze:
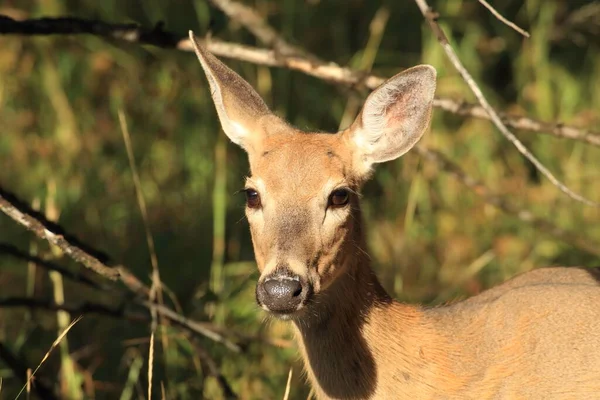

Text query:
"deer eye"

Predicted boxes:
[[329, 188, 350, 207], [244, 188, 261, 209]]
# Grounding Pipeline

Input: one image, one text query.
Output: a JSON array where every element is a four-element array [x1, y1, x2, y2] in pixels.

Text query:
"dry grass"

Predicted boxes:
[[15, 317, 82, 399]]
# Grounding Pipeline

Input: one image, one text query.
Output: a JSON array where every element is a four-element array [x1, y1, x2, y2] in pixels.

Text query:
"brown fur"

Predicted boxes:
[[189, 32, 600, 399]]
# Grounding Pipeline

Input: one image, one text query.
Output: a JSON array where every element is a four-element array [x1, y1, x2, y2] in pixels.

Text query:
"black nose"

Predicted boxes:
[[256, 274, 306, 313]]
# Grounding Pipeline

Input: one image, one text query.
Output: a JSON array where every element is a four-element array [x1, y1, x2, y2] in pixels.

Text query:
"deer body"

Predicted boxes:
[[294, 259, 600, 399], [188, 32, 600, 399]]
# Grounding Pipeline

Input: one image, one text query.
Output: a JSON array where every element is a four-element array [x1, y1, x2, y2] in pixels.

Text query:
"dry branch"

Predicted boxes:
[[0, 188, 120, 280], [0, 15, 598, 147], [414, 0, 598, 206], [0, 185, 240, 352], [142, 300, 241, 352]]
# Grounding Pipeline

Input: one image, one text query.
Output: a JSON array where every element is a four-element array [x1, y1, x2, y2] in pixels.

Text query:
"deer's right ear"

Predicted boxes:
[[189, 31, 272, 152]]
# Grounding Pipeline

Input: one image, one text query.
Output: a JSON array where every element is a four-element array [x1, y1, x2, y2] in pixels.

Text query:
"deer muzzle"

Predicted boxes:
[[256, 271, 312, 317]]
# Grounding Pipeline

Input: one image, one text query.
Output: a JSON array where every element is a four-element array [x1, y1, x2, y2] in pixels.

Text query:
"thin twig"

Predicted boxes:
[[414, 145, 600, 257], [0, 15, 598, 147], [118, 109, 163, 399], [414, 0, 598, 207], [478, 0, 530, 37], [118, 110, 162, 308]]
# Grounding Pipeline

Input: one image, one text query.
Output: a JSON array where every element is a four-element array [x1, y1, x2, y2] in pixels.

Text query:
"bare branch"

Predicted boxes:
[[478, 0, 530, 37], [0, 187, 120, 280], [415, 146, 600, 257], [0, 185, 240, 351], [0, 15, 598, 147], [414, 0, 599, 207]]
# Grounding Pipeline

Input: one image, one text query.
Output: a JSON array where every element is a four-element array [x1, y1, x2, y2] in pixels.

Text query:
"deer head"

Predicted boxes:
[[189, 32, 436, 319]]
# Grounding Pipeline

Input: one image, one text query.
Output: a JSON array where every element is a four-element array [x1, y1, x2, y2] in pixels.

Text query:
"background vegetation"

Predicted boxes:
[[0, 0, 599, 398]]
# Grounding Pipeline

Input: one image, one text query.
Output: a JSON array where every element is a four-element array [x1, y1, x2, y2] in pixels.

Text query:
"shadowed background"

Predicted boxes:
[[0, 0, 599, 398]]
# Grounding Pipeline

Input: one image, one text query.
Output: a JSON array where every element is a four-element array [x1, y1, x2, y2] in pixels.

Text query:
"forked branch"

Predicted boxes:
[[414, 0, 598, 207]]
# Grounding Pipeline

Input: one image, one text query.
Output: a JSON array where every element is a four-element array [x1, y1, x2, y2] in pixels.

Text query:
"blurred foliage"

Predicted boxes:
[[0, 0, 599, 399]]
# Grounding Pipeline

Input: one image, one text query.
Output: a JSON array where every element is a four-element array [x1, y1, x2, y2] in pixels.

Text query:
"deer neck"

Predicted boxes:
[[290, 240, 439, 398]]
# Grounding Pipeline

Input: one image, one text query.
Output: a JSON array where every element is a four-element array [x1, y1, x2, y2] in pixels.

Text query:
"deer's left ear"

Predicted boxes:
[[189, 31, 283, 153], [346, 65, 436, 173]]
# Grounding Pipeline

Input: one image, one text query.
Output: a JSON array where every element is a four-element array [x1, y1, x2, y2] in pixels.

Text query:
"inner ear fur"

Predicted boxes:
[[346, 65, 437, 174]]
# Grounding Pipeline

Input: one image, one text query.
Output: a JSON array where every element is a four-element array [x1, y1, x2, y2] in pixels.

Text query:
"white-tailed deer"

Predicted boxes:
[[188, 32, 600, 399]]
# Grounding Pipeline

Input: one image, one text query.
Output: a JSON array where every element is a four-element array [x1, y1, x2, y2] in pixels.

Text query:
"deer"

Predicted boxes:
[[188, 32, 600, 399]]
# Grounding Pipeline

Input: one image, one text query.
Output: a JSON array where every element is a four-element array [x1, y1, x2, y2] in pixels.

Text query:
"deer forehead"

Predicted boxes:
[[247, 132, 355, 198]]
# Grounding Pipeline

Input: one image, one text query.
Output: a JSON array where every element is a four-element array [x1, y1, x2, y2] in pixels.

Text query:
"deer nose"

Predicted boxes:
[[256, 274, 306, 314]]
